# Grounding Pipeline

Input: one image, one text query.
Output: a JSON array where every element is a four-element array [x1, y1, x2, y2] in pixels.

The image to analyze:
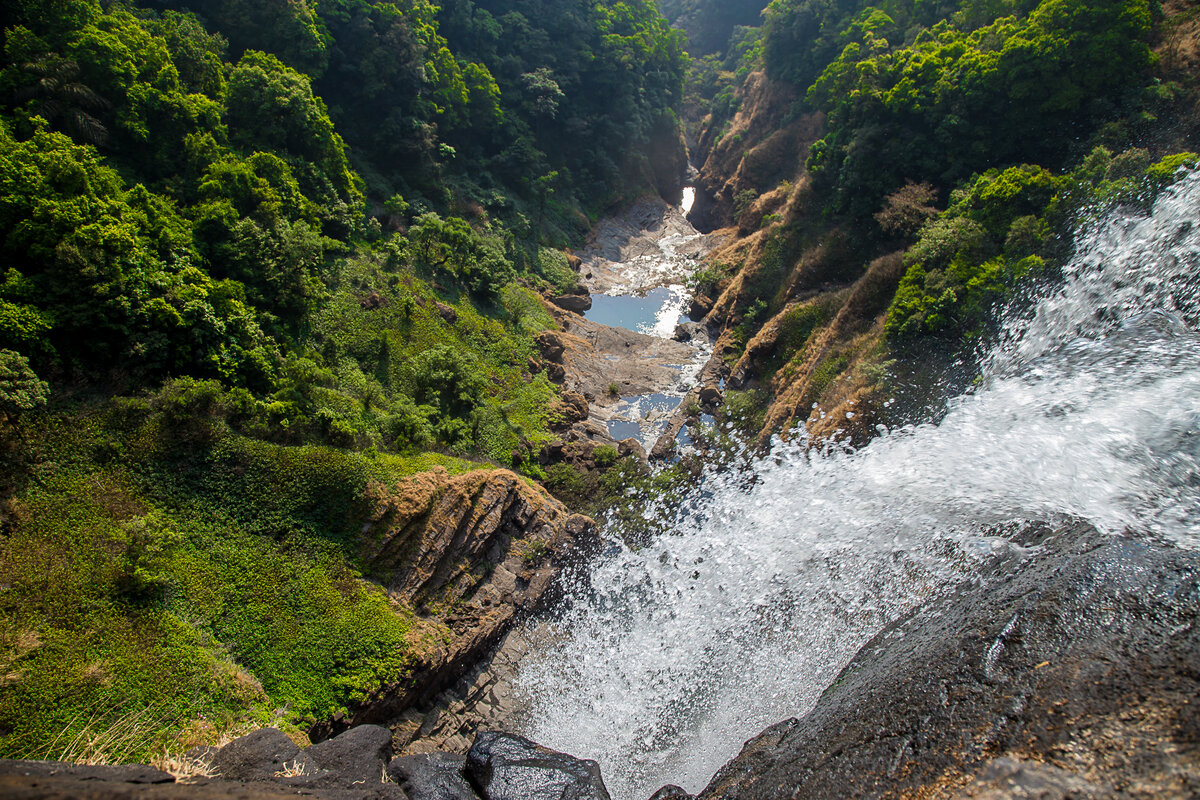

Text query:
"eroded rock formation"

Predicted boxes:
[[310, 468, 596, 740]]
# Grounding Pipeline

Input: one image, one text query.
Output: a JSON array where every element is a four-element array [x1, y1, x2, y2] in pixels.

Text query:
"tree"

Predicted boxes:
[[0, 349, 48, 429], [11, 54, 109, 144]]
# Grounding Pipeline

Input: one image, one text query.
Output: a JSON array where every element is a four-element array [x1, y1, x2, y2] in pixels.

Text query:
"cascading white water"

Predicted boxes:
[[513, 172, 1200, 800]]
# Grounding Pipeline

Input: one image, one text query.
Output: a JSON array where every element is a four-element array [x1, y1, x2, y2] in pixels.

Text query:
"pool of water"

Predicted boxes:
[[604, 392, 684, 447], [584, 285, 688, 339]]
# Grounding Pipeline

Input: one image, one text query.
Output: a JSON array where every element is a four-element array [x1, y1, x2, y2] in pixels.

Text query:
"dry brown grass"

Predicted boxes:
[[273, 758, 313, 778], [152, 750, 216, 782], [38, 703, 175, 766]]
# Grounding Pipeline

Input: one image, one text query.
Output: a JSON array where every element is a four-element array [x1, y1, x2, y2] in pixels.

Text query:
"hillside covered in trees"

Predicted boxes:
[[2, 0, 1199, 783], [676, 0, 1199, 447], [0, 0, 685, 764]]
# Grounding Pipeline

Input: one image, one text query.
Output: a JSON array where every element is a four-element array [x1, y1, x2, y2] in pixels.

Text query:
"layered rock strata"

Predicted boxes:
[[311, 468, 596, 741]]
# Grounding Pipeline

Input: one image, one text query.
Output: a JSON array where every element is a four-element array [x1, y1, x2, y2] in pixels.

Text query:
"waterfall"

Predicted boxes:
[[512, 172, 1200, 800]]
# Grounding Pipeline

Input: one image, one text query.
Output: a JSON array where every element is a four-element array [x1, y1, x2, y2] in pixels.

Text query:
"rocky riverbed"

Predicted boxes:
[[542, 194, 724, 455]]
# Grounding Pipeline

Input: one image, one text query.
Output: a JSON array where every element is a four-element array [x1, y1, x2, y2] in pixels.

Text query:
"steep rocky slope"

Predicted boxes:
[[312, 468, 596, 740], [682, 0, 1200, 450]]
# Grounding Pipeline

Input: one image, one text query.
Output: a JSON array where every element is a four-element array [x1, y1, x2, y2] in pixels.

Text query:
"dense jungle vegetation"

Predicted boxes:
[[0, 0, 685, 764]]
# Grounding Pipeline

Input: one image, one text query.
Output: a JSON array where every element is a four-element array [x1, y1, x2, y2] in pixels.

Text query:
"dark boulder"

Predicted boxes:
[[210, 728, 316, 782], [435, 302, 458, 324], [465, 731, 611, 800], [388, 752, 478, 800], [550, 293, 592, 314], [672, 321, 707, 343], [688, 294, 713, 321], [648, 785, 692, 800], [307, 724, 393, 785]]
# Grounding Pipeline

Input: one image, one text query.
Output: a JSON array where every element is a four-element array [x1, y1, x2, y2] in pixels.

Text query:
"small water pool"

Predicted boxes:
[[604, 392, 683, 447], [585, 285, 688, 338]]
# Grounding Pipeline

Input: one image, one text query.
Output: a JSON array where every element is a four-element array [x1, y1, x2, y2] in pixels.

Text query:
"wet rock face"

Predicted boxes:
[[465, 731, 612, 800], [954, 758, 1112, 799], [699, 522, 1200, 800]]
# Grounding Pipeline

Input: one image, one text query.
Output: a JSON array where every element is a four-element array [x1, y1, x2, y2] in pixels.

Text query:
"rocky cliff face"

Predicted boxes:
[[310, 468, 596, 741], [684, 71, 906, 449], [691, 72, 820, 235]]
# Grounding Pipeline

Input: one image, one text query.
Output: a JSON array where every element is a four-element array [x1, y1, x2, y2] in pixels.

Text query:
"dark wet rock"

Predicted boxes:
[[435, 302, 457, 324], [697, 385, 721, 412], [954, 757, 1112, 799], [211, 728, 316, 782], [0, 760, 174, 784], [688, 294, 713, 321], [388, 752, 477, 800], [672, 321, 707, 343], [465, 731, 611, 800], [699, 522, 1200, 800], [648, 432, 676, 461], [648, 785, 692, 800], [306, 725, 393, 786]]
